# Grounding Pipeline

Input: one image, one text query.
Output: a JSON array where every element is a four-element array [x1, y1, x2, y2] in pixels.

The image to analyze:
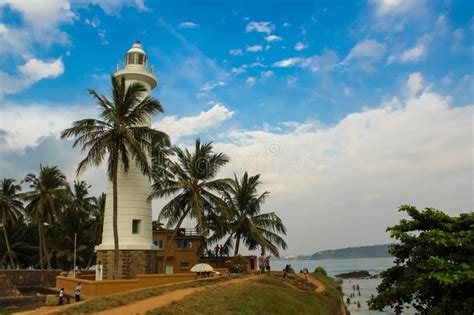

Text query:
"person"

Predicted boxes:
[[219, 244, 224, 258], [356, 283, 360, 291], [346, 297, 350, 305], [352, 284, 356, 291], [75, 282, 81, 302], [358, 290, 361, 296], [58, 288, 64, 305], [95, 261, 103, 281], [214, 244, 219, 257], [303, 268, 309, 281], [357, 301, 361, 308], [265, 255, 271, 272]]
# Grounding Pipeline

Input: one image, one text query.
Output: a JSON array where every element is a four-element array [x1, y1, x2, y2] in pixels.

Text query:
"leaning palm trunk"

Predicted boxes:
[[112, 155, 119, 280], [2, 222, 15, 268], [38, 224, 44, 269], [40, 224, 51, 269], [234, 234, 241, 256], [161, 211, 189, 273]]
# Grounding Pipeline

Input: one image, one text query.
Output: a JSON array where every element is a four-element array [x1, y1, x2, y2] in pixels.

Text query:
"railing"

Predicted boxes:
[[115, 63, 155, 74], [177, 228, 201, 237]]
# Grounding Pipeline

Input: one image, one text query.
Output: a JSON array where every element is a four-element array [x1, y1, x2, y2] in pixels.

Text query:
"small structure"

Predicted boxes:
[[153, 228, 202, 274]]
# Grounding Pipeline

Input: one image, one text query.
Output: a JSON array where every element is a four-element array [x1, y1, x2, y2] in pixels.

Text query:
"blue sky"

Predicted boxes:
[[1, 0, 473, 254]]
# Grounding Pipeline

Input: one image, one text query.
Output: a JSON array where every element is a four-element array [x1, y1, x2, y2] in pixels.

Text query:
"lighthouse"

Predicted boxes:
[[95, 41, 158, 279]]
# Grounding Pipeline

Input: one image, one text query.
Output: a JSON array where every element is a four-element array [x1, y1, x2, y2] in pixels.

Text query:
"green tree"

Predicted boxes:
[[213, 172, 287, 256], [90, 193, 106, 246], [150, 139, 231, 273], [0, 178, 24, 267], [370, 205, 474, 314], [23, 165, 70, 269], [61, 76, 169, 279]]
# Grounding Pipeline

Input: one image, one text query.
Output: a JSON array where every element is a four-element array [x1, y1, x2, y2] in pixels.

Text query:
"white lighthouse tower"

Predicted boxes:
[[96, 41, 158, 279]]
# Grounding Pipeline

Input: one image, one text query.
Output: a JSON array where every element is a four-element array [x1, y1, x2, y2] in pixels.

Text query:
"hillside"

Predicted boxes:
[[308, 244, 392, 260]]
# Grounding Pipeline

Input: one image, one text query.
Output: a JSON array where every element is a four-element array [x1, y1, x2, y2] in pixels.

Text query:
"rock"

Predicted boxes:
[[335, 270, 371, 279]]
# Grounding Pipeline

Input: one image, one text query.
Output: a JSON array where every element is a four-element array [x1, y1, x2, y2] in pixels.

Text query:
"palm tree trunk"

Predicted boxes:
[[234, 234, 241, 256], [112, 153, 119, 280], [2, 222, 15, 268], [40, 224, 51, 269], [38, 224, 44, 269], [161, 211, 189, 274]]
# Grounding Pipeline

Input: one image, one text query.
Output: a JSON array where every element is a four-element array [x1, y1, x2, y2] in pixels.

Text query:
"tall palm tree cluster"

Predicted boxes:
[[0, 170, 105, 270], [1, 76, 287, 277]]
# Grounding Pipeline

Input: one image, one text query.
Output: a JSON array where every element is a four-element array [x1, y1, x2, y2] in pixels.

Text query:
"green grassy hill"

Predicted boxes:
[[149, 274, 345, 315]]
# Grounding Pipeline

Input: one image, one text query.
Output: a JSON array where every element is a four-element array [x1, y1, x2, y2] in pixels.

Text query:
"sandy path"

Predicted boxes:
[[96, 276, 254, 315], [307, 275, 326, 293]]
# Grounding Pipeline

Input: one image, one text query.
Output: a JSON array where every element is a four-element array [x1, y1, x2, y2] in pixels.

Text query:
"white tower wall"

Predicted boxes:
[[96, 42, 158, 251]]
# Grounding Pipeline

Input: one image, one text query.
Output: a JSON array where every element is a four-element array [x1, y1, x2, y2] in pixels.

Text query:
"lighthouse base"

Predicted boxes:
[[96, 250, 157, 280]]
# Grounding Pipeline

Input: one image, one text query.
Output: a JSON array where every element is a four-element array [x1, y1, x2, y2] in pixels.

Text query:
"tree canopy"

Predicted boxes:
[[370, 205, 474, 314]]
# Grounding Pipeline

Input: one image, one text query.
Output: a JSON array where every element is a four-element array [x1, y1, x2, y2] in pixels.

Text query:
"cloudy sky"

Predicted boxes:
[[1, 0, 473, 255]]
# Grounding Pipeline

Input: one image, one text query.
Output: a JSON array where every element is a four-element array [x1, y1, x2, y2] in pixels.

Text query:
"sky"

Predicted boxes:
[[0, 0, 473, 256]]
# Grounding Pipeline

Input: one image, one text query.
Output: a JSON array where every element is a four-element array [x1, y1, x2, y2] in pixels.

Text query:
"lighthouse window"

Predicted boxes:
[[127, 54, 134, 65], [138, 53, 144, 64], [132, 219, 141, 234]]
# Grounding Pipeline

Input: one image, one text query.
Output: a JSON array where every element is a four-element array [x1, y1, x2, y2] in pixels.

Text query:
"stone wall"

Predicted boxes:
[[0, 275, 21, 297], [0, 270, 62, 287], [97, 250, 156, 279]]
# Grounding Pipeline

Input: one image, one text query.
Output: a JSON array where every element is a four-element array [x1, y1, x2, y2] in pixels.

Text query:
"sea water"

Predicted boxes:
[[271, 257, 416, 314]]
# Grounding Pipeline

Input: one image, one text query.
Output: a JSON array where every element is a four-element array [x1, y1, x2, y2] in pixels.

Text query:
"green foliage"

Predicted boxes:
[[226, 254, 249, 273], [370, 205, 474, 314], [313, 266, 327, 276]]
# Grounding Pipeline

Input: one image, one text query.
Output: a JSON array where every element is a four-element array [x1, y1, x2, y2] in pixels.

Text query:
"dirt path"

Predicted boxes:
[[96, 276, 255, 315], [307, 275, 326, 293]]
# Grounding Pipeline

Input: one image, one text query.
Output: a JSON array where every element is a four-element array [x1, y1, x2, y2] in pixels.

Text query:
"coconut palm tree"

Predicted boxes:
[[23, 165, 70, 269], [150, 139, 231, 273], [61, 76, 169, 279], [215, 172, 287, 257], [0, 178, 24, 268], [90, 193, 106, 246]]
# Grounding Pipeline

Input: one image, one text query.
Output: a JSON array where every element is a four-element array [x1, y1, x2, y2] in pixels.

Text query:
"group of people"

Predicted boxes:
[[299, 268, 310, 281], [346, 283, 362, 309], [58, 282, 81, 305], [282, 264, 295, 278], [205, 244, 227, 258]]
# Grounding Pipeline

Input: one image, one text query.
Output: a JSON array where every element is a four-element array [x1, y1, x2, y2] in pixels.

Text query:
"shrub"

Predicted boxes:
[[313, 266, 327, 276], [226, 255, 248, 273]]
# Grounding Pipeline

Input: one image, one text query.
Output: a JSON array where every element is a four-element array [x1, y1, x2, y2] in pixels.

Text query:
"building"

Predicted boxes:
[[153, 228, 202, 274], [95, 41, 159, 280]]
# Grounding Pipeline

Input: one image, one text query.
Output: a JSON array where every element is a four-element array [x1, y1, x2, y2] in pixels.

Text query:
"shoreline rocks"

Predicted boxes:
[[335, 270, 373, 279]]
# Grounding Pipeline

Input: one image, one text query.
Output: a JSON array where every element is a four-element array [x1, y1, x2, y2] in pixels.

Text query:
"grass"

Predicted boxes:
[[147, 273, 344, 315], [53, 275, 243, 315]]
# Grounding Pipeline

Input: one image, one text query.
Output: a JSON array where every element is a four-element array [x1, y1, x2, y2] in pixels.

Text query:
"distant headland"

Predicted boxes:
[[290, 244, 393, 260]]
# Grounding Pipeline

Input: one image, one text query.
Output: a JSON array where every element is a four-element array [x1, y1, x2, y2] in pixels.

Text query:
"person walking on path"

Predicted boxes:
[[75, 282, 81, 302], [58, 288, 64, 305], [258, 252, 265, 274]]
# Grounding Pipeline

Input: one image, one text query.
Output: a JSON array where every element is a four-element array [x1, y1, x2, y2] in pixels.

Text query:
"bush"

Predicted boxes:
[[226, 255, 248, 273], [313, 266, 327, 276]]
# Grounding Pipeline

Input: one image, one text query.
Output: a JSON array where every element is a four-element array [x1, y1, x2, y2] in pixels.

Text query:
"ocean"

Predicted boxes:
[[271, 257, 416, 314]]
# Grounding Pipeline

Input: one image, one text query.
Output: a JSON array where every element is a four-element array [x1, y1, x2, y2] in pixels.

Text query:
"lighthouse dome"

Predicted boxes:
[[125, 41, 148, 66]]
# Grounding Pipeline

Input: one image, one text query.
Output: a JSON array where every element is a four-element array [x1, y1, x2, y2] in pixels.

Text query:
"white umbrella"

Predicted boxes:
[[190, 263, 214, 273]]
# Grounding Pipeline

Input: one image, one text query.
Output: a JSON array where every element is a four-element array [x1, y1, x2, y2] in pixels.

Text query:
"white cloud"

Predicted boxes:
[[154, 104, 234, 140], [0, 102, 96, 151], [18, 58, 64, 80], [212, 73, 473, 253], [294, 42, 308, 51], [287, 76, 297, 85], [441, 73, 453, 87], [344, 39, 386, 63], [273, 57, 302, 68], [245, 76, 256, 86], [344, 86, 352, 96], [1, 58, 65, 96], [370, 0, 424, 16], [84, 18, 108, 45], [90, 0, 148, 15], [265, 35, 282, 42], [403, 72, 424, 97], [283, 22, 290, 27], [400, 44, 427, 63], [229, 49, 243, 56], [200, 80, 225, 92], [231, 67, 247, 74], [179, 21, 198, 29], [261, 70, 274, 78], [245, 21, 275, 34], [246, 45, 263, 52]]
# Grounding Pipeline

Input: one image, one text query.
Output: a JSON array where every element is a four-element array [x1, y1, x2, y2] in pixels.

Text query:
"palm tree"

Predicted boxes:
[[216, 172, 287, 257], [61, 76, 169, 279], [23, 165, 70, 269], [90, 193, 106, 246], [0, 178, 24, 268], [150, 139, 231, 273]]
